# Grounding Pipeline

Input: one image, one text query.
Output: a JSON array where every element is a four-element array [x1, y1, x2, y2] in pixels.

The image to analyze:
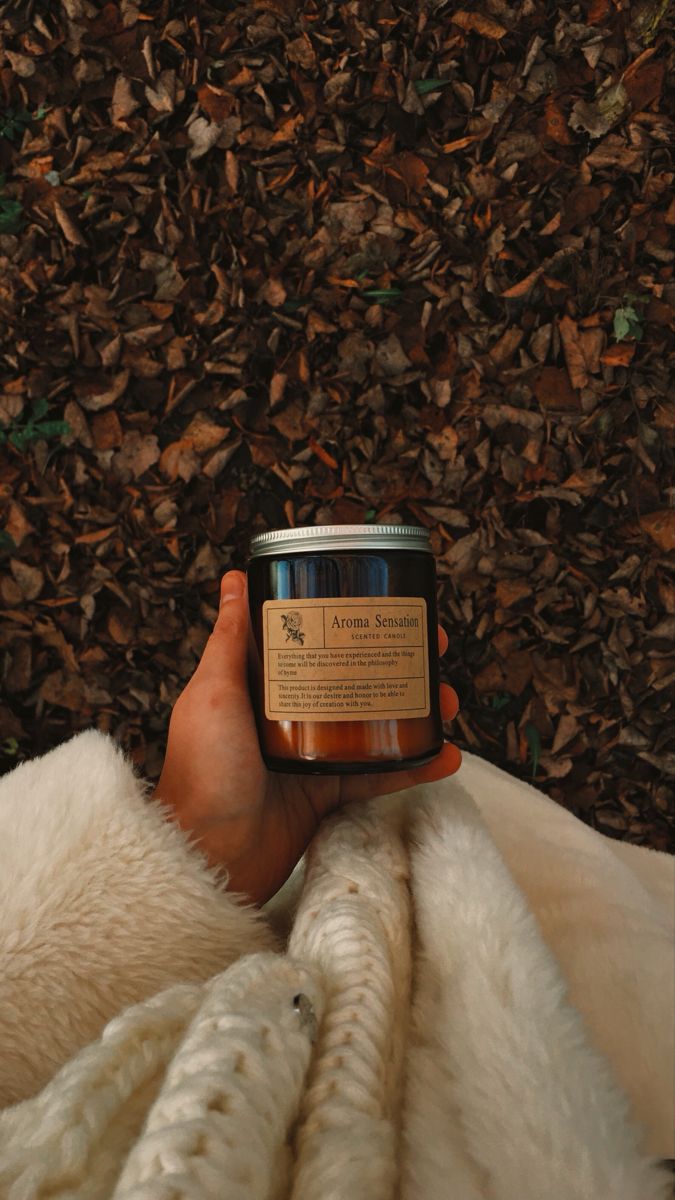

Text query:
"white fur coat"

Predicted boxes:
[[0, 731, 672, 1198]]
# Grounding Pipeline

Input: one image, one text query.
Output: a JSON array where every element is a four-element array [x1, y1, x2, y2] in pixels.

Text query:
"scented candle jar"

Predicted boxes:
[[247, 525, 443, 773]]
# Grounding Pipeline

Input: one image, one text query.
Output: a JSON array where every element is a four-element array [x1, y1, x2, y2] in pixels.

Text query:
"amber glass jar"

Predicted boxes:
[[247, 525, 442, 774]]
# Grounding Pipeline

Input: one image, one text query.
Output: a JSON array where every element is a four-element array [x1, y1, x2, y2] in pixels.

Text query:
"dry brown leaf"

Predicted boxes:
[[107, 608, 133, 645], [39, 670, 86, 712], [442, 134, 482, 154], [112, 431, 160, 481], [53, 202, 87, 247], [74, 526, 117, 545], [261, 278, 287, 307], [159, 439, 201, 483], [639, 511, 675, 552], [496, 579, 533, 608], [532, 366, 580, 411], [452, 10, 507, 38], [601, 343, 636, 367], [286, 35, 317, 70], [427, 427, 459, 462], [111, 75, 139, 125], [5, 51, 35, 77], [558, 315, 588, 390], [270, 400, 310, 442], [543, 96, 574, 145], [91, 411, 123, 450], [185, 542, 221, 584], [77, 370, 130, 412], [10, 559, 44, 600], [202, 440, 242, 479], [502, 268, 542, 299], [4, 502, 34, 547], [187, 117, 222, 161]]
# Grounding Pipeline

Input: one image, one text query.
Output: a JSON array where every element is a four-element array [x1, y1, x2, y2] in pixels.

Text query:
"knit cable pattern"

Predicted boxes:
[[288, 798, 411, 1200], [0, 983, 203, 1200], [113, 953, 323, 1200]]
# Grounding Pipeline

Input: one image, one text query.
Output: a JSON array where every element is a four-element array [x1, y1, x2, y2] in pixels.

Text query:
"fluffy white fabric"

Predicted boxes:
[[460, 757, 675, 1152], [403, 783, 669, 1200], [0, 732, 671, 1199], [0, 731, 273, 1106]]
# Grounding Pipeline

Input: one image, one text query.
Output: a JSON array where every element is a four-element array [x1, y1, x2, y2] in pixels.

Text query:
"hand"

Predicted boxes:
[[154, 570, 461, 906]]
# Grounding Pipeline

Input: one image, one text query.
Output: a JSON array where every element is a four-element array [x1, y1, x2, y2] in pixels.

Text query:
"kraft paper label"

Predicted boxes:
[[262, 596, 430, 722]]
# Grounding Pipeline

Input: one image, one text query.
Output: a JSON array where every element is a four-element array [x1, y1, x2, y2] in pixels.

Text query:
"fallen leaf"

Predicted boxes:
[[543, 96, 573, 145], [442, 134, 482, 154], [502, 267, 543, 299], [145, 70, 177, 114], [77, 370, 130, 412], [187, 117, 222, 161], [570, 82, 629, 139], [10, 559, 44, 600], [39, 670, 86, 712], [107, 607, 134, 644], [309, 438, 339, 469], [4, 502, 34, 547], [427, 426, 459, 462], [640, 511, 675, 552], [182, 413, 227, 454], [451, 10, 507, 38], [622, 56, 664, 111], [5, 51, 35, 77], [286, 35, 317, 70], [394, 152, 429, 194], [74, 525, 117, 545], [91, 411, 123, 450], [185, 542, 221, 584], [159, 439, 201, 483], [111, 75, 139, 125], [53, 202, 87, 247], [532, 366, 580, 411], [112, 431, 160, 481], [601, 342, 636, 367], [261, 278, 287, 307], [558, 315, 588, 390], [496, 579, 533, 607]]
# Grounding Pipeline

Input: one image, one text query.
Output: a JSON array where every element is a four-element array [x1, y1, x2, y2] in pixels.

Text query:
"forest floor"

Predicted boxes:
[[0, 0, 673, 849]]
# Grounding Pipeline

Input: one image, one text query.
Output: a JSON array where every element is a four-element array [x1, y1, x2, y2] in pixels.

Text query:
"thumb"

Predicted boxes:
[[192, 570, 250, 690]]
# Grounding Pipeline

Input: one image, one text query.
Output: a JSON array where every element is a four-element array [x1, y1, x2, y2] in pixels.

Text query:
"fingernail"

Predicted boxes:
[[221, 572, 245, 603]]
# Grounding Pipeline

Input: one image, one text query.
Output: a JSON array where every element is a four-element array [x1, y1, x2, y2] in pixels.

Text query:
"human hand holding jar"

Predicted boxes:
[[155, 527, 461, 906]]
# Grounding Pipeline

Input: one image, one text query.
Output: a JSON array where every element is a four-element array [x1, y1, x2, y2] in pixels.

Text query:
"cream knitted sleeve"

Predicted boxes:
[[0, 730, 274, 1106]]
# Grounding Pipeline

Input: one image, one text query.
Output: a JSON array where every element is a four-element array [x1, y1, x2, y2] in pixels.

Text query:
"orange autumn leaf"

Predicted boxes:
[[74, 525, 118, 545], [496, 579, 533, 608], [543, 96, 573, 146], [309, 437, 339, 469], [197, 84, 235, 123], [393, 152, 429, 194], [451, 10, 507, 38], [442, 134, 481, 154], [558, 315, 588, 390], [325, 276, 361, 288], [502, 267, 542, 299], [588, 0, 610, 22], [364, 132, 396, 164], [639, 511, 675, 553], [272, 113, 304, 143], [601, 342, 636, 367]]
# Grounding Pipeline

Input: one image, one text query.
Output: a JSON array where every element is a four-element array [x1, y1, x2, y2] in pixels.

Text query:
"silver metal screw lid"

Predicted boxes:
[[249, 524, 432, 558]]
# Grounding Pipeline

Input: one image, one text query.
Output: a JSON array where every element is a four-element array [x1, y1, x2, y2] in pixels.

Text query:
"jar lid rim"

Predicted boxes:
[[249, 524, 432, 557]]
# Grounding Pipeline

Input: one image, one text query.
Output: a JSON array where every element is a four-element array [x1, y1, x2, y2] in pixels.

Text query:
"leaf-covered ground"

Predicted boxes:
[[0, 0, 673, 850]]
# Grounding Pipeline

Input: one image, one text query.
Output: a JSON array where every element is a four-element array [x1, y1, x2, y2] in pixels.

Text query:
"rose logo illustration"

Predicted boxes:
[[281, 610, 305, 645]]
